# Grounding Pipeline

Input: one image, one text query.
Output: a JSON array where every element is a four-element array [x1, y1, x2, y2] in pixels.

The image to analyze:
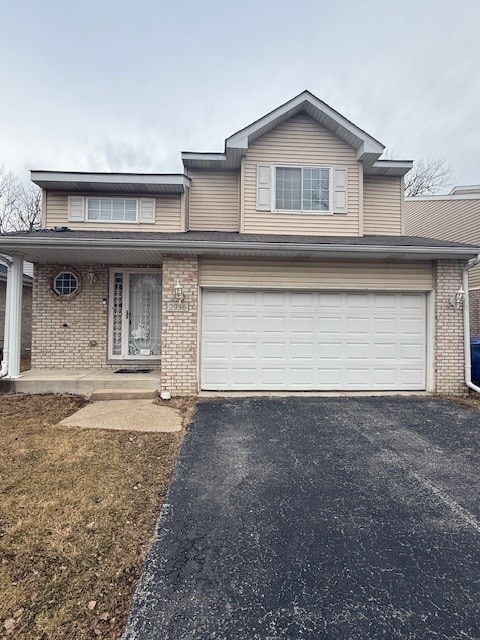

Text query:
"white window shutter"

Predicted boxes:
[[256, 164, 271, 211], [67, 196, 85, 222], [333, 168, 347, 214], [139, 198, 156, 224]]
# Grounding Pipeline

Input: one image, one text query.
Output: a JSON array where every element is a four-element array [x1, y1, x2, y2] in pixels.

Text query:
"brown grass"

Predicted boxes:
[[0, 393, 191, 639]]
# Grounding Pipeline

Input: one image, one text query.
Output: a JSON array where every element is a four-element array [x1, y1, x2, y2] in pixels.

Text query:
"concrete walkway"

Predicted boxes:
[[60, 399, 182, 432]]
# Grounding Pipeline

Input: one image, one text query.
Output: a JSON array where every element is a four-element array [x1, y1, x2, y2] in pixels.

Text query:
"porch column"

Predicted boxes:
[[7, 255, 23, 378]]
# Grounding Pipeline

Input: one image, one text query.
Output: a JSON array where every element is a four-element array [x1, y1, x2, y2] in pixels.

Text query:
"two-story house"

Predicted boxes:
[[0, 91, 477, 395]]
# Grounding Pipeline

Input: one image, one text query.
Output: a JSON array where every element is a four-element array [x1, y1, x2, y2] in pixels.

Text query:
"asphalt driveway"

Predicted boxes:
[[124, 397, 480, 640]]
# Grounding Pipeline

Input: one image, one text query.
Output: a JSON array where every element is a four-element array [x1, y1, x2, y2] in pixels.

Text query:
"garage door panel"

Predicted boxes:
[[261, 316, 286, 333], [201, 290, 426, 391]]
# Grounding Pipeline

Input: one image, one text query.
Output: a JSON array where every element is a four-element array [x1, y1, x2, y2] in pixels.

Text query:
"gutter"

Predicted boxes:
[[0, 236, 478, 259], [463, 255, 480, 394]]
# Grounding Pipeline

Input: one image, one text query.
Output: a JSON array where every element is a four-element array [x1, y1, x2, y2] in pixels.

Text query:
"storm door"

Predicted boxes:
[[109, 270, 162, 359]]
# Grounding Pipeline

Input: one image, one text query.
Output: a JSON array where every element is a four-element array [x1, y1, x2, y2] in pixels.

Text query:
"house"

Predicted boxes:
[[404, 186, 480, 335], [0, 263, 32, 359], [0, 91, 478, 395]]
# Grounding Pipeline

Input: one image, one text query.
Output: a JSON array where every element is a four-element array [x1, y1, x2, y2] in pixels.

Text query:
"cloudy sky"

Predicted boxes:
[[1, 0, 479, 187]]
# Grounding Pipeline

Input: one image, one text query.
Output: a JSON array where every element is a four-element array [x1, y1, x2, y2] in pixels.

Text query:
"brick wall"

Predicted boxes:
[[32, 264, 109, 368], [470, 289, 480, 337], [434, 260, 468, 395], [160, 256, 199, 394]]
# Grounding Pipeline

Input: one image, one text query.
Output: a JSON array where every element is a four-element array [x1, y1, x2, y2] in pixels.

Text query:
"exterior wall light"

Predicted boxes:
[[174, 281, 184, 300], [450, 286, 465, 309], [87, 268, 98, 285]]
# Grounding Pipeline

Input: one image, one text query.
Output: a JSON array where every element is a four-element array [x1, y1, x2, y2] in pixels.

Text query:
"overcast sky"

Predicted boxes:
[[1, 0, 479, 187]]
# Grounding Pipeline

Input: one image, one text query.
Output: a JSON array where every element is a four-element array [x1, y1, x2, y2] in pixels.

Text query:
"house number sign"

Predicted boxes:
[[167, 301, 189, 312]]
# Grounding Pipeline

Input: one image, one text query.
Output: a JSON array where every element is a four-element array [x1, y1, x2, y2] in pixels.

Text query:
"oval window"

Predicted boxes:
[[53, 272, 79, 296]]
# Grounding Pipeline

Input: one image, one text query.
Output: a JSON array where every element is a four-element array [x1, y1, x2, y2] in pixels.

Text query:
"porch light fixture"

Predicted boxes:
[[174, 281, 184, 301], [87, 267, 98, 285], [450, 285, 466, 309]]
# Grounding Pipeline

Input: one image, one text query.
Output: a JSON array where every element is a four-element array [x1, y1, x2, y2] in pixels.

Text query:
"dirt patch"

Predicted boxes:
[[0, 393, 187, 639], [155, 395, 199, 428], [440, 393, 480, 412]]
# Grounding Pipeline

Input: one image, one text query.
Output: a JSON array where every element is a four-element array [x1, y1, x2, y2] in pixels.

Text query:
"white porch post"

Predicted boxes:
[[7, 255, 23, 378]]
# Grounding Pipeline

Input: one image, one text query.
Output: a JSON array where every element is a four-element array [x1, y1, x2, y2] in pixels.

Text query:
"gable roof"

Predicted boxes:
[[182, 90, 412, 176]]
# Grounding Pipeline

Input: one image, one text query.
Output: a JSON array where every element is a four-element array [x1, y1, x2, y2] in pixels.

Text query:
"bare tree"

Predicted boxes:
[[404, 158, 454, 197], [0, 167, 42, 233]]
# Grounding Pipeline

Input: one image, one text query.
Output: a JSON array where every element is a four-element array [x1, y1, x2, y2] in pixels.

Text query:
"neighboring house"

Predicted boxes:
[[0, 264, 32, 359], [405, 186, 480, 335], [0, 91, 478, 394]]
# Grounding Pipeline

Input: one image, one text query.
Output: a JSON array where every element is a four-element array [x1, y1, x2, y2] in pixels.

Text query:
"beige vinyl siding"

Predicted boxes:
[[404, 197, 480, 288], [243, 114, 360, 236], [405, 198, 480, 245], [199, 258, 433, 290], [187, 170, 239, 231], [363, 176, 402, 235], [45, 191, 183, 232], [469, 264, 480, 289]]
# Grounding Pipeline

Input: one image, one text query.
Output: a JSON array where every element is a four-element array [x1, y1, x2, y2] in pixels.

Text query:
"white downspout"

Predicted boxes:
[[0, 255, 12, 378], [463, 254, 480, 393]]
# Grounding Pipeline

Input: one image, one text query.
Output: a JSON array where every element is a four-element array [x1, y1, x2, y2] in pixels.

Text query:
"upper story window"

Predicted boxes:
[[274, 166, 331, 213], [87, 198, 138, 223]]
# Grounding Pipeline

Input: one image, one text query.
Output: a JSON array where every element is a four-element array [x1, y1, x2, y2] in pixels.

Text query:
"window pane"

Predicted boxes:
[[87, 198, 138, 222], [303, 167, 330, 211], [276, 167, 301, 210], [54, 272, 78, 296]]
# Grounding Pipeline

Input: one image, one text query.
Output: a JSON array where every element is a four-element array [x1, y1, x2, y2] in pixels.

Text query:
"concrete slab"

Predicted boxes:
[[0, 368, 161, 395], [60, 399, 182, 432]]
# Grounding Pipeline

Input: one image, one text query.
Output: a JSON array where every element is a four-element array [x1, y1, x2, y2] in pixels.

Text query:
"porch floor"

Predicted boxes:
[[0, 368, 161, 396]]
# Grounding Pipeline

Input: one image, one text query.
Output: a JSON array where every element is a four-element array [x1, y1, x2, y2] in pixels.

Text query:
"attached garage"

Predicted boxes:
[[201, 289, 427, 391]]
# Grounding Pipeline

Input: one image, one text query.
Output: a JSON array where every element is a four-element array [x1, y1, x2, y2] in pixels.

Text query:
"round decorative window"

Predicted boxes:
[[53, 271, 79, 296]]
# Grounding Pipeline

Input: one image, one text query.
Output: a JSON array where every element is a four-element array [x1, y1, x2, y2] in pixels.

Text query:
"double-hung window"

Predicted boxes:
[[87, 198, 138, 223], [274, 166, 331, 213]]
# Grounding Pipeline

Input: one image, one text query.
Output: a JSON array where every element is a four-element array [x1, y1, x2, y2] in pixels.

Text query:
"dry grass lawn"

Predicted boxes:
[[0, 393, 190, 639]]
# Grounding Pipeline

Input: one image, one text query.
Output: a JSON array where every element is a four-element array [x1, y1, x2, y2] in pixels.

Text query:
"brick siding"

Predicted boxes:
[[32, 264, 110, 368], [160, 256, 199, 394], [434, 260, 468, 395], [470, 289, 480, 337]]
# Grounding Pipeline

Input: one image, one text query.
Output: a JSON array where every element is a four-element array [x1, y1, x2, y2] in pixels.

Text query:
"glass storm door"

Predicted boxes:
[[110, 270, 162, 359]]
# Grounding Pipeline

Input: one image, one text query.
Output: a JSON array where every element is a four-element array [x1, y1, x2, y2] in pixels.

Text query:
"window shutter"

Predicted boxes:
[[256, 164, 271, 211], [67, 196, 85, 222], [333, 168, 347, 214], [139, 198, 156, 224]]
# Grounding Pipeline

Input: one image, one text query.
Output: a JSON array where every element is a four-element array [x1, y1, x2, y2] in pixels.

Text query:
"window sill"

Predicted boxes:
[[270, 210, 334, 216]]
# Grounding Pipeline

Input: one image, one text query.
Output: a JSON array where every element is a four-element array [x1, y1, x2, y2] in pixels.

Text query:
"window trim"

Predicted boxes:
[[272, 164, 333, 215], [86, 196, 139, 224], [51, 267, 82, 299]]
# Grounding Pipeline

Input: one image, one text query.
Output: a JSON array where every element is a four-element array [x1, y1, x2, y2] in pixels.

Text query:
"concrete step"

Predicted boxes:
[[89, 388, 158, 401]]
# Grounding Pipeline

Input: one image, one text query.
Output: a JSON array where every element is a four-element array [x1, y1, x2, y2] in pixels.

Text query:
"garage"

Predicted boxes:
[[200, 289, 427, 391]]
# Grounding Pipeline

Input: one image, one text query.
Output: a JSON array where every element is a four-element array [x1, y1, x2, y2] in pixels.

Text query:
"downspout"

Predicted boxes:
[[0, 255, 11, 378], [463, 254, 480, 393]]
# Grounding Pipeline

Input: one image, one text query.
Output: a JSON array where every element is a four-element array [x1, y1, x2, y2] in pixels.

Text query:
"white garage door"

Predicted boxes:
[[201, 290, 426, 391]]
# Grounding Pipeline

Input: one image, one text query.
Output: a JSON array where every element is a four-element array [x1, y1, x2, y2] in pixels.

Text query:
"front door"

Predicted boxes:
[[109, 269, 162, 360]]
